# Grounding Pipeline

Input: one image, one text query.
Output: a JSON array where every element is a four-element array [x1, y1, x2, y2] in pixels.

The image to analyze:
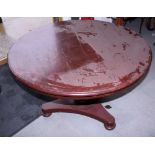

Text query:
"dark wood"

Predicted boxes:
[[8, 20, 152, 130], [42, 99, 116, 130], [71, 17, 79, 20], [0, 17, 2, 23], [139, 18, 144, 33]]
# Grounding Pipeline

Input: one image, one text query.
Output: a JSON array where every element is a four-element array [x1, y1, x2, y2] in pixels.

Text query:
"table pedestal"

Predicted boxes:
[[41, 99, 116, 130]]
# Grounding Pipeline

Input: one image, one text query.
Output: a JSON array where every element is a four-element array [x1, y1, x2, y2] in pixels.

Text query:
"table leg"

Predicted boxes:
[[41, 99, 116, 130]]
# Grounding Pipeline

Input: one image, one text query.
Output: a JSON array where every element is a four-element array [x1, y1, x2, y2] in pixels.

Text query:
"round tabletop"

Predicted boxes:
[[8, 20, 152, 99]]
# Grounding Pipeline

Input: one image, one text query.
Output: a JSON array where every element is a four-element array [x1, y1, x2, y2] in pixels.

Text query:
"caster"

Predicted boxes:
[[41, 110, 52, 117], [104, 122, 116, 130]]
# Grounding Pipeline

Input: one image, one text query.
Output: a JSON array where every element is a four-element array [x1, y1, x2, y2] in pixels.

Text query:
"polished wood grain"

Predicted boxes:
[[8, 20, 151, 99]]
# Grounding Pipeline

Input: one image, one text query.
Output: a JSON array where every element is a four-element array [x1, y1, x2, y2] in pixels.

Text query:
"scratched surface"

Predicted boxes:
[[8, 20, 152, 99]]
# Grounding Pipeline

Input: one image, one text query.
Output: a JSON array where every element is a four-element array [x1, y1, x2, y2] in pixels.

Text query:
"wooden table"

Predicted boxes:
[[8, 20, 152, 130]]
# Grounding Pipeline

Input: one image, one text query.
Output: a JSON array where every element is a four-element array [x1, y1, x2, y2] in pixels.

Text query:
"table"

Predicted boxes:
[[8, 20, 152, 130]]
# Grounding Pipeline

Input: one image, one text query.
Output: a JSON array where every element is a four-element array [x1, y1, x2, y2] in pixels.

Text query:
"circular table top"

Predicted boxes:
[[8, 20, 152, 99]]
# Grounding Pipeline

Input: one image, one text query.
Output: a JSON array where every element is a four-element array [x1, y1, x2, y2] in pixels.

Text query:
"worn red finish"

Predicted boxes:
[[8, 20, 151, 99], [8, 20, 152, 130]]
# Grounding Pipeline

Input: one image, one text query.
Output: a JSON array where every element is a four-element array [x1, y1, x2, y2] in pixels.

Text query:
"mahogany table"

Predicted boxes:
[[8, 20, 152, 130]]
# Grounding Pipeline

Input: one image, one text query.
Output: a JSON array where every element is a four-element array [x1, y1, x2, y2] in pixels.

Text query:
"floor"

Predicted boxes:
[[1, 18, 155, 137]]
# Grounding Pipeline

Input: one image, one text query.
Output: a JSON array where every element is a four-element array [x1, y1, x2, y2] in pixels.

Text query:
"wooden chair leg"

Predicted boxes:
[[139, 18, 144, 33], [0, 17, 2, 23]]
